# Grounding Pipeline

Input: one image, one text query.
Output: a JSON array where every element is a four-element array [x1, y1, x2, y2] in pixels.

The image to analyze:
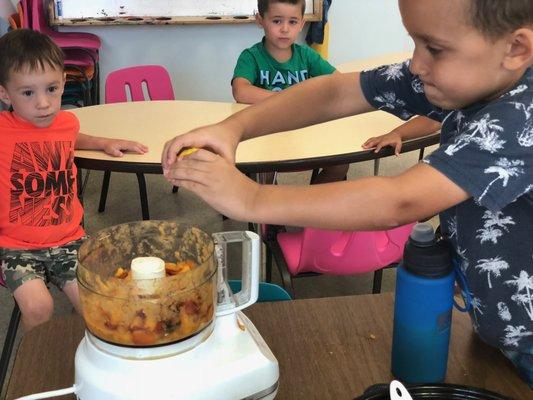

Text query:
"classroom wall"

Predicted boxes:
[[0, 0, 412, 102], [0, 0, 14, 38], [0, 0, 14, 19]]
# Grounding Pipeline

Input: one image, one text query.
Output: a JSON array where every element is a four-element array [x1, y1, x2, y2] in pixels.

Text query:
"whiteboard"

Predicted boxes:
[[58, 0, 314, 19]]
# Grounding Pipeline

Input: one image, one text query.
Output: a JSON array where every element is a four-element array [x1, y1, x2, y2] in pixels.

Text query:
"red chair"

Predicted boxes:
[[267, 223, 415, 297], [99, 65, 175, 220], [0, 272, 21, 394]]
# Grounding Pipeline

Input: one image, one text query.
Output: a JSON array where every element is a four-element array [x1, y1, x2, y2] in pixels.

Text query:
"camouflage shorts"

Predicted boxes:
[[0, 237, 86, 292]]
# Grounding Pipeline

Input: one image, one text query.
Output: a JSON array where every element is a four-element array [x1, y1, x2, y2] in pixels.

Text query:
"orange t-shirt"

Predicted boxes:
[[0, 111, 85, 249]]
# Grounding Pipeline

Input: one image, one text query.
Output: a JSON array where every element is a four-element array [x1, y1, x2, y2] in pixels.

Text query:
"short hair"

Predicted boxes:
[[0, 29, 64, 85], [257, 0, 306, 17], [466, 0, 533, 39]]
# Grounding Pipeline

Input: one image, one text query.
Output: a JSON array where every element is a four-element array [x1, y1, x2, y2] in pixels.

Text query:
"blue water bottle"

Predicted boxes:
[[391, 223, 454, 383]]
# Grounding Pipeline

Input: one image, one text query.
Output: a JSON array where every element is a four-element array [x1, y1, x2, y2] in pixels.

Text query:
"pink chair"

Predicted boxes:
[[28, 0, 101, 104], [99, 65, 175, 220], [105, 65, 175, 103], [30, 0, 100, 50], [268, 223, 415, 297]]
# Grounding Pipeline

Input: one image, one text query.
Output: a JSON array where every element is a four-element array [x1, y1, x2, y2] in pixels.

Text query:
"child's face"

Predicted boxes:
[[257, 2, 305, 52], [0, 64, 65, 128], [400, 0, 518, 110]]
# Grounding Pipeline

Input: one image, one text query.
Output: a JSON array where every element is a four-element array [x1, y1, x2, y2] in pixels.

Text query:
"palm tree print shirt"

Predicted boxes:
[[360, 63, 532, 355]]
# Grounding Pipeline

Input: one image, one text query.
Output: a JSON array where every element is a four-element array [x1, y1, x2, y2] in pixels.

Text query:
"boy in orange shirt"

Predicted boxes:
[[0, 29, 148, 331]]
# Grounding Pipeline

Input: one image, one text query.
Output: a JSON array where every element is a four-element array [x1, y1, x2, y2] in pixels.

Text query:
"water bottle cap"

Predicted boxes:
[[409, 223, 435, 247], [403, 223, 453, 278]]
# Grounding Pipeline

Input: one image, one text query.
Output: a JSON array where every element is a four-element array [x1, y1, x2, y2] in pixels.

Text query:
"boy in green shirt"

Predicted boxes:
[[232, 0, 348, 184]]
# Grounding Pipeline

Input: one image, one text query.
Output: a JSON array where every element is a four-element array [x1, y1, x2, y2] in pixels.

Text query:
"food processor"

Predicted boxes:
[[18, 221, 279, 400]]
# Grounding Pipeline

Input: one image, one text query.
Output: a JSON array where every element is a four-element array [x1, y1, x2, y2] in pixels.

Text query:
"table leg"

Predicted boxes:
[[136, 173, 150, 220]]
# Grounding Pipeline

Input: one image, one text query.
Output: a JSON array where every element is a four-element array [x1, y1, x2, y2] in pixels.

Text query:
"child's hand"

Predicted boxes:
[[164, 149, 258, 221], [161, 122, 241, 172], [103, 139, 149, 157], [362, 131, 403, 156]]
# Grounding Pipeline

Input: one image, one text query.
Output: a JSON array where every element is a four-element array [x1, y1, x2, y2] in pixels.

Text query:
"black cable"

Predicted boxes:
[[354, 383, 516, 400]]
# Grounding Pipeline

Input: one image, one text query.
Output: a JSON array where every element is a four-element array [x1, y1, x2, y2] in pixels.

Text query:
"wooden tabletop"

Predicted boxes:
[[6, 293, 530, 400], [72, 100, 438, 174]]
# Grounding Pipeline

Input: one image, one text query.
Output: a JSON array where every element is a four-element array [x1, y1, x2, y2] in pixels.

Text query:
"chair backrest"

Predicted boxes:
[[296, 223, 415, 275], [30, 0, 53, 34], [105, 65, 175, 103], [19, 0, 31, 29]]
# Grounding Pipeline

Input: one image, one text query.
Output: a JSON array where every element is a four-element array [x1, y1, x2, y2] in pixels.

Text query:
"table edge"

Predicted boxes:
[[75, 133, 439, 174]]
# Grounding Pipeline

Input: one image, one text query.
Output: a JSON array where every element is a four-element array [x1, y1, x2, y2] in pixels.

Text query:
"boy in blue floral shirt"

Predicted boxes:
[[162, 0, 533, 384]]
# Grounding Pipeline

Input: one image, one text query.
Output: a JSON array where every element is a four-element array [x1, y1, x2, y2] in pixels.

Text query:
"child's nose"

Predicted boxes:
[[409, 47, 427, 77], [36, 94, 50, 108]]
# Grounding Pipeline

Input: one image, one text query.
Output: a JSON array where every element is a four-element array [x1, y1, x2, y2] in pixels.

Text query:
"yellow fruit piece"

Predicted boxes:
[[178, 147, 199, 157]]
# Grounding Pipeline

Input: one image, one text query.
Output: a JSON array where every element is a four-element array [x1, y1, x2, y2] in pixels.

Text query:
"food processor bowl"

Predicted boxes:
[[77, 220, 217, 347]]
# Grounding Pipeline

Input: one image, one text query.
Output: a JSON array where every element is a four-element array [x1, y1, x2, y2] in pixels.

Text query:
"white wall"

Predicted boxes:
[[0, 0, 14, 19], [1, 0, 412, 102], [0, 0, 14, 35], [328, 0, 412, 65]]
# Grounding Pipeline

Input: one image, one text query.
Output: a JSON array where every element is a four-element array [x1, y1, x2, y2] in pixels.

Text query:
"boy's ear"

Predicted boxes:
[[0, 85, 12, 107], [255, 12, 264, 28], [502, 28, 533, 70]]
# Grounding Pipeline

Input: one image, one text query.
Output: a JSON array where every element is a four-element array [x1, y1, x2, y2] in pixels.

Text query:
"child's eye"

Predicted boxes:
[[48, 86, 58, 93], [22, 90, 33, 96], [290, 20, 299, 25], [426, 45, 442, 56], [272, 19, 281, 24]]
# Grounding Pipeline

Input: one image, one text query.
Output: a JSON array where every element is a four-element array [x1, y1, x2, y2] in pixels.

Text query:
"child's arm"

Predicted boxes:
[[362, 116, 441, 155], [232, 77, 276, 104], [76, 133, 148, 157], [165, 149, 469, 230], [163, 72, 373, 168]]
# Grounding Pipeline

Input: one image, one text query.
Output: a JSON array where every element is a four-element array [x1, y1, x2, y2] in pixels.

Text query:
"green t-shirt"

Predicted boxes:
[[232, 39, 336, 92]]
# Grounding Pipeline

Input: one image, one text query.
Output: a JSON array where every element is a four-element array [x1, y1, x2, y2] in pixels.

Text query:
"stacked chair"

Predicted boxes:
[[19, 0, 101, 107]]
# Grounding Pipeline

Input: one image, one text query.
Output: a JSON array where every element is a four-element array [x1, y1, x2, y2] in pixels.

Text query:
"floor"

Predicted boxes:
[[0, 143, 437, 398]]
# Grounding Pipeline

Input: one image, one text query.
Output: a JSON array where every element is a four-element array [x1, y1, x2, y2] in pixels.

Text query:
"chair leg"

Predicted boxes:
[[98, 171, 111, 213], [265, 242, 273, 283], [373, 159, 381, 176], [372, 269, 383, 294], [418, 147, 425, 161], [268, 237, 296, 298], [309, 168, 320, 184], [0, 303, 21, 393], [136, 173, 150, 220]]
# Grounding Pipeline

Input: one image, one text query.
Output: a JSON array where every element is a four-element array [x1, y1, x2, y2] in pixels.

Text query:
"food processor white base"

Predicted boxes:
[[74, 312, 279, 400]]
